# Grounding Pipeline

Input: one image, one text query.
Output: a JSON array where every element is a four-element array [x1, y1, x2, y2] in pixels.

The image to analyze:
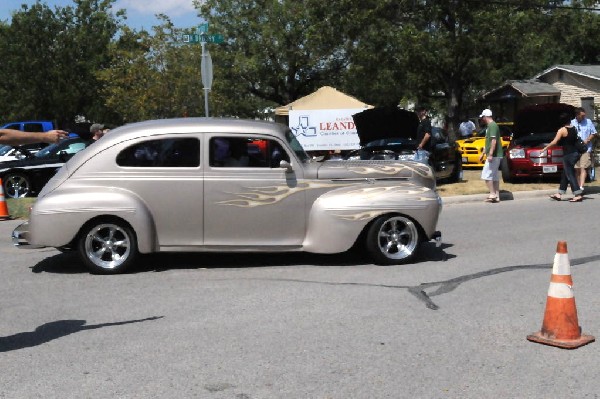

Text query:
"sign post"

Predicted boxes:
[[180, 23, 224, 117]]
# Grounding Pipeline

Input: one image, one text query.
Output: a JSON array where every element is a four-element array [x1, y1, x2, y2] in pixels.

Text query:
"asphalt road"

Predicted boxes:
[[1, 194, 600, 398]]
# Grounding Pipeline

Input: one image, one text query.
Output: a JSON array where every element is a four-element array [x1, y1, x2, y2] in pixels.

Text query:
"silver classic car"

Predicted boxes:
[[13, 118, 442, 274]]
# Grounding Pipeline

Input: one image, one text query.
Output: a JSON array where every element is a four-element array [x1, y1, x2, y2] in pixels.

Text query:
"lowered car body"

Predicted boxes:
[[13, 118, 442, 274]]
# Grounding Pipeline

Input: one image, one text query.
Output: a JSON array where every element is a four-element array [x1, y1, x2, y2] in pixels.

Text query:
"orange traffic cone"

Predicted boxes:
[[0, 178, 10, 220], [527, 241, 594, 349]]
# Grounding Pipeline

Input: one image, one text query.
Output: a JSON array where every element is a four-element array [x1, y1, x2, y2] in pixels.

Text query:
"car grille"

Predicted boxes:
[[460, 145, 481, 154]]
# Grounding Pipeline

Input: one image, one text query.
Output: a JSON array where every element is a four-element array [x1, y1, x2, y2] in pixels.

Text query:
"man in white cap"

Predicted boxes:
[[478, 108, 503, 202]]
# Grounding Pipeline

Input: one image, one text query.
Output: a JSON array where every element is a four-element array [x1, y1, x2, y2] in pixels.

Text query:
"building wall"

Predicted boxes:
[[539, 70, 600, 116]]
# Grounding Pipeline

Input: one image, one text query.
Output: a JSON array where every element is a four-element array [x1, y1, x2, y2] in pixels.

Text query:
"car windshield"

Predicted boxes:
[[35, 142, 61, 158], [365, 137, 416, 147], [0, 145, 14, 156], [284, 129, 310, 162]]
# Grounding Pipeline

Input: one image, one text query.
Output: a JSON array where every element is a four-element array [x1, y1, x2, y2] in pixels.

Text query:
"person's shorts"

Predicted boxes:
[[575, 152, 592, 169], [481, 157, 501, 181]]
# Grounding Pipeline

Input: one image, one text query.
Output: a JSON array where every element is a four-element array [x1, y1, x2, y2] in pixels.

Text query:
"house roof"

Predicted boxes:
[[274, 86, 372, 116], [533, 64, 600, 80], [481, 79, 560, 101]]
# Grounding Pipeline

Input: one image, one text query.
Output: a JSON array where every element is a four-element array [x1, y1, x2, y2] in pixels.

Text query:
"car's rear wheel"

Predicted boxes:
[[366, 215, 421, 265], [78, 219, 138, 274], [3, 173, 31, 198]]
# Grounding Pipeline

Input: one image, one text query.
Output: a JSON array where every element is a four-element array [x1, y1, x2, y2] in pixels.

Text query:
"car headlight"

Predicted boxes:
[[509, 148, 525, 159]]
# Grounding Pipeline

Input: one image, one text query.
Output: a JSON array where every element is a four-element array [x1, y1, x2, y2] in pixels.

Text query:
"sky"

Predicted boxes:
[[0, 0, 204, 31]]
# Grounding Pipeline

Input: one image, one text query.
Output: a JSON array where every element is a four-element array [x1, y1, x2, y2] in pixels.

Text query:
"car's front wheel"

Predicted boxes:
[[78, 219, 138, 274], [366, 215, 421, 265], [3, 173, 31, 198], [500, 157, 513, 183]]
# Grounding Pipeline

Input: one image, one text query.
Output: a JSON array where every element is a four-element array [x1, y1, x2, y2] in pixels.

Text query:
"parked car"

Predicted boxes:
[[12, 118, 443, 274], [456, 122, 513, 167], [344, 107, 463, 183], [0, 137, 90, 198], [501, 103, 575, 183], [0, 143, 48, 163]]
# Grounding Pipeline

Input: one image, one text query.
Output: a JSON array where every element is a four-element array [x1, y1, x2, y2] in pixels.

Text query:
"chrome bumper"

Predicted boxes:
[[12, 222, 44, 249]]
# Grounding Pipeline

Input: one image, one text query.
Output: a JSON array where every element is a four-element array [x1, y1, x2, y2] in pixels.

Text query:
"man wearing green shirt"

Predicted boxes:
[[478, 109, 504, 203]]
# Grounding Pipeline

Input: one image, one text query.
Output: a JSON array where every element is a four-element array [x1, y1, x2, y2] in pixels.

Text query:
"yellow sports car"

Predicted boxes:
[[456, 122, 513, 167]]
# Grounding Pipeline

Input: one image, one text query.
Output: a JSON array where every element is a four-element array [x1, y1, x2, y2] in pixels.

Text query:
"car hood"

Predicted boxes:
[[512, 103, 575, 138], [352, 107, 420, 146], [316, 159, 435, 189]]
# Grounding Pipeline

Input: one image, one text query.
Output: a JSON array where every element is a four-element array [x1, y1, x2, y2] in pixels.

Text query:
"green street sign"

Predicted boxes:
[[197, 23, 209, 34], [182, 34, 224, 44]]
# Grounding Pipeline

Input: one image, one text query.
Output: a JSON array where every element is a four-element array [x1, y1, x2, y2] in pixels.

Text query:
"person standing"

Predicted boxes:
[[415, 106, 432, 163], [540, 113, 583, 202], [571, 107, 597, 191], [458, 117, 476, 138], [90, 123, 105, 141], [478, 109, 503, 202]]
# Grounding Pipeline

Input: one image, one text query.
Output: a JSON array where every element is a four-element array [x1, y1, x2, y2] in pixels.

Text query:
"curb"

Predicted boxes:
[[442, 188, 558, 205]]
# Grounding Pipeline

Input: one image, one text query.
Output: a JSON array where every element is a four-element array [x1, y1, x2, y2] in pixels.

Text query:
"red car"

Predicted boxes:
[[501, 103, 575, 183]]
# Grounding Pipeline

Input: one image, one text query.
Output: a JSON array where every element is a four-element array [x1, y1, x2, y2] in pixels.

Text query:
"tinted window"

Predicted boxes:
[[23, 123, 44, 132], [210, 137, 290, 168], [117, 138, 200, 167]]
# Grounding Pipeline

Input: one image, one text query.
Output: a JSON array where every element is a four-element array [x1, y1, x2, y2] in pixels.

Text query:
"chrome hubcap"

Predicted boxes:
[[5, 175, 30, 198], [377, 217, 418, 260], [85, 224, 131, 270]]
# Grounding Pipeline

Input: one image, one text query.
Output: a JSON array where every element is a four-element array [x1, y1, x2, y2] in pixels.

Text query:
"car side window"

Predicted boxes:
[[209, 137, 290, 168], [23, 123, 43, 132], [117, 138, 200, 167]]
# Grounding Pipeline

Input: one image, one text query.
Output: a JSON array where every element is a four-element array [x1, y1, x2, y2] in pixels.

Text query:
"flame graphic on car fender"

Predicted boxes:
[[217, 181, 356, 208], [218, 181, 434, 208]]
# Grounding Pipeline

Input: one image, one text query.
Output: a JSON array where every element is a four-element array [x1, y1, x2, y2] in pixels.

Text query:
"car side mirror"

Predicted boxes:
[[279, 160, 293, 172]]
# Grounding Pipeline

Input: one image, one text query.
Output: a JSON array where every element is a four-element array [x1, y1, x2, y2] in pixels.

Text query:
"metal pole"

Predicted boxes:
[[202, 42, 209, 117]]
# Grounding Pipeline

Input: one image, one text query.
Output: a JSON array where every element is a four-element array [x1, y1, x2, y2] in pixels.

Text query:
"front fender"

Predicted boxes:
[[303, 181, 441, 254], [29, 187, 157, 253]]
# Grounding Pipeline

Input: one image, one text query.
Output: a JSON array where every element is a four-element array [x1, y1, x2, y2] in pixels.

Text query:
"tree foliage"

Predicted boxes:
[[0, 0, 599, 129], [0, 0, 123, 125]]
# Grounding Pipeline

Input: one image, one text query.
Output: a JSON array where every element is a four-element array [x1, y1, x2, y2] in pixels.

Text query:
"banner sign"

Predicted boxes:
[[288, 109, 364, 151]]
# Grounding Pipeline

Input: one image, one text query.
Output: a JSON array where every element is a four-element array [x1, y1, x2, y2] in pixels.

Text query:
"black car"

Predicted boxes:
[[0, 137, 91, 198], [344, 107, 463, 183]]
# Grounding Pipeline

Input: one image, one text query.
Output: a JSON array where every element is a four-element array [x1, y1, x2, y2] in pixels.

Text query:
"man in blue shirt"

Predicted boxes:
[[572, 107, 597, 190]]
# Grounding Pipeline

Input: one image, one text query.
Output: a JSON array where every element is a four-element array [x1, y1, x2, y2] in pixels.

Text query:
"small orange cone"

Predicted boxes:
[[527, 241, 594, 349], [0, 178, 10, 220]]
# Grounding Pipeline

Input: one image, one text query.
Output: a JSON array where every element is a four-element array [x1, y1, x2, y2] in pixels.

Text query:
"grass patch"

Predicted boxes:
[[6, 198, 36, 220]]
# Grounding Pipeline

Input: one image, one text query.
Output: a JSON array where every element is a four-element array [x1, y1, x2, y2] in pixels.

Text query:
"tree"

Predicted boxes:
[[196, 0, 357, 116], [0, 0, 124, 125]]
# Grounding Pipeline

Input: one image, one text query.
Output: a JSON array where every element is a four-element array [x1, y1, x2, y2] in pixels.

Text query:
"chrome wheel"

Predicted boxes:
[[366, 215, 420, 264], [4, 173, 31, 198], [79, 221, 138, 274]]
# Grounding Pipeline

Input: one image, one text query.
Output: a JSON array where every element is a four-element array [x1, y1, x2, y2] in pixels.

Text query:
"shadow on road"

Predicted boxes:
[[0, 316, 163, 353], [30, 242, 454, 274]]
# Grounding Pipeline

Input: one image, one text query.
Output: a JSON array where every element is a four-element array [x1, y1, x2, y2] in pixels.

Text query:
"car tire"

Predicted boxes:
[[448, 153, 463, 183], [78, 218, 138, 274], [500, 158, 513, 183], [3, 173, 31, 198], [366, 214, 421, 265]]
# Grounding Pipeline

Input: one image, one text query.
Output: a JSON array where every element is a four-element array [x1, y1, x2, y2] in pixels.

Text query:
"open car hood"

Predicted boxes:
[[512, 103, 575, 137], [352, 107, 419, 146]]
